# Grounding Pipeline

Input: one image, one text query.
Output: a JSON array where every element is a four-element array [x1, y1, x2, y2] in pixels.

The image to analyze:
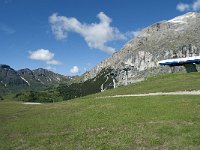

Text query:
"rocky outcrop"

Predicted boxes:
[[83, 12, 200, 84]]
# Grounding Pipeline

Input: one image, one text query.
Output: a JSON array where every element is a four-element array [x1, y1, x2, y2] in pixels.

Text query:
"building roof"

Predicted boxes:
[[158, 56, 200, 66]]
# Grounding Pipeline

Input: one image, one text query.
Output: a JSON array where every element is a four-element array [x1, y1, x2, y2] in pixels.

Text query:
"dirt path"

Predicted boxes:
[[97, 90, 200, 98]]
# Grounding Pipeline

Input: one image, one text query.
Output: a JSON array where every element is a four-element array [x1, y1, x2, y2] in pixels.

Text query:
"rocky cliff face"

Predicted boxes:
[[83, 12, 200, 84]]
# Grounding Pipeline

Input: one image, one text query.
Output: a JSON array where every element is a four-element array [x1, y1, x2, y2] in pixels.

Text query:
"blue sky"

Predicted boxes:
[[0, 0, 199, 75]]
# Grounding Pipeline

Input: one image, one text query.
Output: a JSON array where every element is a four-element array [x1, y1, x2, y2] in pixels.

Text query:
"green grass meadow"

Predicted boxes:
[[1, 72, 200, 149]]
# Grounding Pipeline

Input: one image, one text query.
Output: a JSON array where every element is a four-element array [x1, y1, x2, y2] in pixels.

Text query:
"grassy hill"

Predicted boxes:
[[93, 72, 200, 97], [1, 72, 200, 149]]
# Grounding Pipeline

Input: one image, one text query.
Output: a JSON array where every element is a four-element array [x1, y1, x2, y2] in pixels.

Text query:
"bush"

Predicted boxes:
[[15, 90, 63, 103], [0, 95, 4, 100]]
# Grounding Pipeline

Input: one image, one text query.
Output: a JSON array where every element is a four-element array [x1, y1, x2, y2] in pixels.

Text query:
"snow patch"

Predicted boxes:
[[47, 77, 52, 82], [167, 17, 187, 24], [0, 81, 6, 87], [20, 76, 30, 86], [56, 77, 61, 81], [167, 12, 197, 24], [37, 78, 44, 84]]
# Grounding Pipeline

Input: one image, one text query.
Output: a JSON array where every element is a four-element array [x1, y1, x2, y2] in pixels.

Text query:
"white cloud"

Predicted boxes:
[[29, 49, 61, 65], [126, 29, 142, 39], [176, 0, 200, 12], [176, 3, 190, 12], [70, 66, 79, 74], [29, 49, 54, 61], [46, 59, 62, 65], [49, 12, 126, 54], [46, 66, 56, 71], [192, 0, 200, 11]]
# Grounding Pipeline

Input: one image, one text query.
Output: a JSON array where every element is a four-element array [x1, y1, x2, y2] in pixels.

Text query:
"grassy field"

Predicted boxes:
[[1, 72, 200, 149]]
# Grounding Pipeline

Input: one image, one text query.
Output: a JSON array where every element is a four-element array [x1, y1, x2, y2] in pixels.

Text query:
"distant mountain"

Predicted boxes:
[[84, 12, 200, 85], [0, 64, 74, 95], [14, 68, 114, 102], [18, 68, 71, 86]]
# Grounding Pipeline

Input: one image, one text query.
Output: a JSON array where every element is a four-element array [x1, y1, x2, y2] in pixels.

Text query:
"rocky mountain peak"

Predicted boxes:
[[0, 64, 13, 70], [33, 68, 56, 75], [83, 12, 200, 85], [18, 68, 33, 75], [136, 12, 200, 39]]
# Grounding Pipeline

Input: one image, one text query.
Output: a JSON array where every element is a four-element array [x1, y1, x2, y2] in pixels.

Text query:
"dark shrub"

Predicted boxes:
[[0, 95, 4, 100]]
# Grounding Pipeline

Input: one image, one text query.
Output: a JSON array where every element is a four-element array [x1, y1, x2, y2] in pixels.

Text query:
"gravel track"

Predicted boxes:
[[23, 102, 42, 105], [97, 90, 200, 98]]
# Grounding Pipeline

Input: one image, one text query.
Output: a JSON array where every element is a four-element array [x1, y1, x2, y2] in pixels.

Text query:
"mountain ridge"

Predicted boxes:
[[0, 64, 75, 95]]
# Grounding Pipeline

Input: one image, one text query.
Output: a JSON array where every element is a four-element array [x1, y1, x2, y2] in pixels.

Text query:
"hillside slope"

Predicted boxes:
[[93, 72, 200, 97], [13, 72, 200, 102]]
